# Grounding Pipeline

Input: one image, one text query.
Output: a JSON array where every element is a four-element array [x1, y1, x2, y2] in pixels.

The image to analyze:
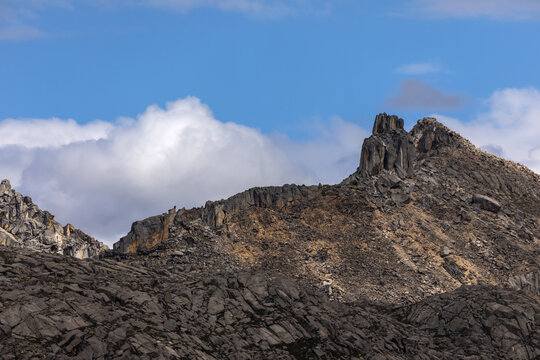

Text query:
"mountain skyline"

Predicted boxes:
[[1, 0, 539, 245]]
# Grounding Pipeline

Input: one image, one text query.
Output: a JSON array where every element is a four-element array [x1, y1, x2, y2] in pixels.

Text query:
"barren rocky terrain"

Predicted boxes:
[[1, 114, 539, 359]]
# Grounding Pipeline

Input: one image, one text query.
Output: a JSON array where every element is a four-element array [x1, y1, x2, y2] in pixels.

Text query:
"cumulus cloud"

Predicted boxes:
[[408, 0, 540, 20], [435, 87, 540, 174], [0, 97, 367, 245], [395, 62, 444, 75], [385, 79, 464, 110]]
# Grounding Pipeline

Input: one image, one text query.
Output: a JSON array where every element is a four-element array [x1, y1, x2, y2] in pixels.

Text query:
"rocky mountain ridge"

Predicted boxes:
[[113, 114, 540, 304], [0, 179, 107, 259], [1, 113, 540, 359]]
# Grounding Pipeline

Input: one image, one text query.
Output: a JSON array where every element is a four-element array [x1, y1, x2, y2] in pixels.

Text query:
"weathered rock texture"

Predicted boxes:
[[0, 180, 107, 258], [356, 113, 416, 177], [115, 114, 540, 306], [2, 247, 540, 359], [2, 113, 540, 359], [114, 207, 176, 253]]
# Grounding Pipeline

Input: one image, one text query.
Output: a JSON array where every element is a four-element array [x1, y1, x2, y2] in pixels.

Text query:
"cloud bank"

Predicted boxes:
[[435, 87, 540, 174], [0, 97, 367, 245]]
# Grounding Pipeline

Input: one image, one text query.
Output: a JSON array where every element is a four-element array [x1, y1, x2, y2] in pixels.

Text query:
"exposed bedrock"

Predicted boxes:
[[357, 113, 416, 177], [0, 179, 107, 258], [113, 207, 176, 253]]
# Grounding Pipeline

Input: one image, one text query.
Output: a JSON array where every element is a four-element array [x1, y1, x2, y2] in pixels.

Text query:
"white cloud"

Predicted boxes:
[[408, 0, 540, 20], [0, 97, 367, 245], [435, 87, 540, 174], [0, 118, 113, 148], [395, 62, 444, 75]]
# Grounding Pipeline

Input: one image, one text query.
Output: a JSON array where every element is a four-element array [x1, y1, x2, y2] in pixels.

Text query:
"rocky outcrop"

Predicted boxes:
[[351, 114, 462, 180], [113, 207, 176, 253], [0, 180, 107, 258], [203, 184, 316, 228], [2, 246, 540, 359], [410, 116, 459, 155], [357, 113, 416, 177], [115, 185, 317, 253]]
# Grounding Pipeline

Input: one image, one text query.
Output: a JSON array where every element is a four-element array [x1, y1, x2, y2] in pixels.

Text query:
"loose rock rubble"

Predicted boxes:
[[1, 247, 540, 359]]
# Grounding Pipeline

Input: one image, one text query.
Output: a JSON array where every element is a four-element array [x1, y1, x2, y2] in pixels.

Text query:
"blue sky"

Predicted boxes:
[[2, 1, 539, 131], [1, 0, 539, 244]]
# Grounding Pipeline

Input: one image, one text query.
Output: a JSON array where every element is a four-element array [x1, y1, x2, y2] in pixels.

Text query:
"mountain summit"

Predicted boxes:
[[113, 114, 540, 303]]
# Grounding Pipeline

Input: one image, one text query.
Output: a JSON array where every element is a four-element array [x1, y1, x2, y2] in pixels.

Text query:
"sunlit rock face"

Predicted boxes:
[[0, 179, 107, 258]]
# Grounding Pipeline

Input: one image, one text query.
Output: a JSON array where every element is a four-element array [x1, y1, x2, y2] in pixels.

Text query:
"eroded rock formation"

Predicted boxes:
[[0, 180, 107, 258], [113, 207, 176, 253], [357, 113, 416, 177]]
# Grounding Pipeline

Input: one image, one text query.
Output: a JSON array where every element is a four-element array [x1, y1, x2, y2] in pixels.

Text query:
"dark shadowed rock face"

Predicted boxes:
[[203, 184, 316, 228], [372, 112, 404, 134], [410, 117, 459, 155], [0, 180, 107, 259], [357, 113, 416, 177]]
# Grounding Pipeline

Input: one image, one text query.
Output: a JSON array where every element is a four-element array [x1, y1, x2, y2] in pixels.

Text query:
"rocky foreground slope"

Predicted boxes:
[[1, 247, 539, 359], [0, 180, 107, 258], [1, 113, 539, 359]]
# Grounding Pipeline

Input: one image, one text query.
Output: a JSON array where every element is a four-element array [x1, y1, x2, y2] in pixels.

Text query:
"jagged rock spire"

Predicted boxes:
[[358, 113, 415, 177], [372, 113, 404, 134]]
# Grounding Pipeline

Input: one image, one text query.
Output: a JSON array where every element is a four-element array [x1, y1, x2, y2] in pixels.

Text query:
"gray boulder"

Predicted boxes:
[[472, 194, 501, 213]]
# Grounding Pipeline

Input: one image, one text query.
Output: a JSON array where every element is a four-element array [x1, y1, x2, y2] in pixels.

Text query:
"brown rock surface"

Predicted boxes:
[[115, 114, 540, 305]]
